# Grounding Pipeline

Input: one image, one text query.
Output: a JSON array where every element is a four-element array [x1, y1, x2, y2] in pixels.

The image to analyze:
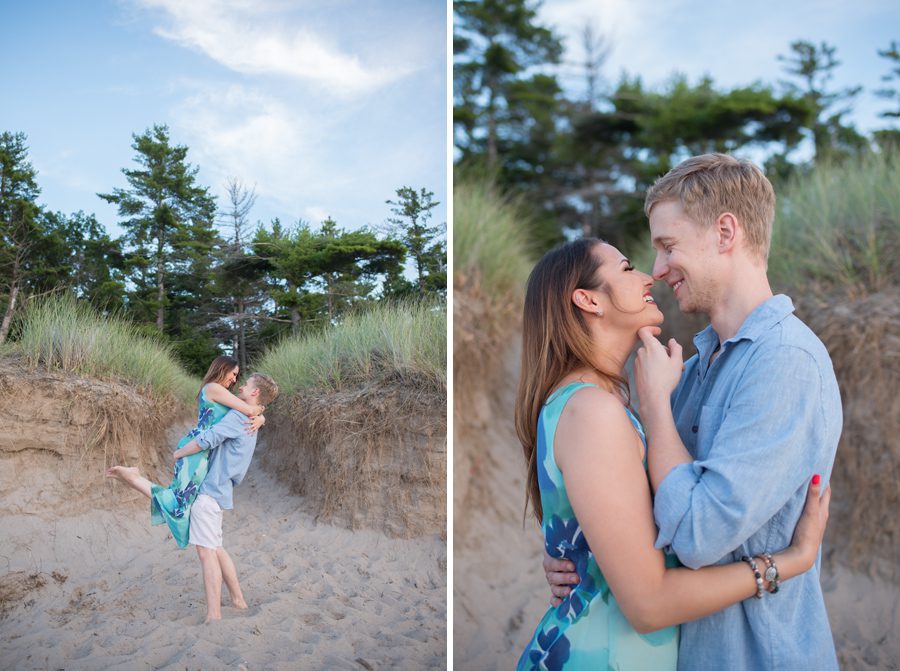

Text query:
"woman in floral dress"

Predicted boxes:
[[149, 355, 265, 548], [514, 240, 830, 670]]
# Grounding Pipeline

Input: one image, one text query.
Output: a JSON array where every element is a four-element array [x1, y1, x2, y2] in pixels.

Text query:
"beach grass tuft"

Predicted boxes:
[[454, 177, 535, 299], [253, 299, 446, 397], [768, 151, 900, 297], [11, 295, 197, 404]]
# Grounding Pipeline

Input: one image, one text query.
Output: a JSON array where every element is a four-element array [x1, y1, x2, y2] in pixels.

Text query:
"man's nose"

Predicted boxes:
[[651, 254, 667, 281]]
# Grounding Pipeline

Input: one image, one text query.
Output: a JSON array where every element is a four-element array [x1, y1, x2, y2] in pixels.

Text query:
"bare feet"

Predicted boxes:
[[105, 465, 140, 484], [232, 597, 248, 609], [204, 613, 222, 624], [105, 465, 153, 498]]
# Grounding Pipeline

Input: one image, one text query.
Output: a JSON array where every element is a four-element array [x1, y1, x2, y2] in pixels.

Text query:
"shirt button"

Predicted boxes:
[[692, 425, 698, 433]]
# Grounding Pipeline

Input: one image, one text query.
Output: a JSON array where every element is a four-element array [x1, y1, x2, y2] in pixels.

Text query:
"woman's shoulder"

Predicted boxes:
[[200, 382, 231, 406], [556, 387, 640, 453], [555, 382, 624, 417]]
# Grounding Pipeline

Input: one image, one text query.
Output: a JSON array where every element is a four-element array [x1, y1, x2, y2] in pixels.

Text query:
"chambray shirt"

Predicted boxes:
[[196, 410, 259, 510], [653, 295, 842, 671]]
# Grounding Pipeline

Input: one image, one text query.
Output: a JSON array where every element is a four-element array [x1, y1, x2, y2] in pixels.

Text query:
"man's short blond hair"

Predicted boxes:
[[249, 373, 279, 406], [644, 153, 776, 262]]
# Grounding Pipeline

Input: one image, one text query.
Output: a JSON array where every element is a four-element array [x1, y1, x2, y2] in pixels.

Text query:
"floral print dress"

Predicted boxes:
[[150, 386, 230, 549], [517, 382, 679, 671]]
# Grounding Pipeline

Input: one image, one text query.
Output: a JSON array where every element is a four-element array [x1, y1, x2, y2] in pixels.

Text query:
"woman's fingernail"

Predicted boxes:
[[812, 474, 821, 485]]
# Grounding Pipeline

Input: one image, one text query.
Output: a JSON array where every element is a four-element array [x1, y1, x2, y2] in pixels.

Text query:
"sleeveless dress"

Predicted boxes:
[[517, 382, 680, 671], [150, 386, 230, 549]]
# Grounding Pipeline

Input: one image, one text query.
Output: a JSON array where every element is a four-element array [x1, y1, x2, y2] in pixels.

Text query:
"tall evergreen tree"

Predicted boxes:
[[875, 41, 900, 118], [777, 40, 867, 160], [385, 187, 445, 298], [0, 132, 41, 342], [874, 41, 900, 151], [99, 124, 218, 333], [454, 0, 563, 165], [36, 210, 126, 310]]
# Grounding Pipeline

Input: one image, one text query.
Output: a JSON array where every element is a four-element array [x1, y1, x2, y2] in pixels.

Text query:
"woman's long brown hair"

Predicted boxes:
[[199, 355, 240, 398], [514, 238, 629, 524]]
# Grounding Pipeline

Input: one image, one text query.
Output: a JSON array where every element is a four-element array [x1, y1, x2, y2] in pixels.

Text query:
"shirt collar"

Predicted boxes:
[[692, 294, 795, 362]]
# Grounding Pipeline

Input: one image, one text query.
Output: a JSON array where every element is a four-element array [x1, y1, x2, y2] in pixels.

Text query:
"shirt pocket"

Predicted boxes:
[[695, 404, 726, 460]]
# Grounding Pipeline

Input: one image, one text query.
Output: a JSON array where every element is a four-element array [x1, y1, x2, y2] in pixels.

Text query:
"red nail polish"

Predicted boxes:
[[812, 474, 821, 485]]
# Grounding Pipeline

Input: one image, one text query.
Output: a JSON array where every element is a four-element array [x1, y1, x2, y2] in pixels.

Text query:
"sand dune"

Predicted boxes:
[[1, 460, 446, 670]]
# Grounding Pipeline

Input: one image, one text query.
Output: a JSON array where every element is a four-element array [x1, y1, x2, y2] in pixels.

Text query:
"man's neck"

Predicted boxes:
[[708, 269, 773, 343], [240, 398, 263, 413]]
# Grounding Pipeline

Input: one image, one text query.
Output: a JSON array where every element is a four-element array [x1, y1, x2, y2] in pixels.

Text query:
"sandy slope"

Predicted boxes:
[[0, 461, 446, 670]]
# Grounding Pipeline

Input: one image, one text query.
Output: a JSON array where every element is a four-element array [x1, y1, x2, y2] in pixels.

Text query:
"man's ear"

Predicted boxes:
[[716, 212, 738, 253]]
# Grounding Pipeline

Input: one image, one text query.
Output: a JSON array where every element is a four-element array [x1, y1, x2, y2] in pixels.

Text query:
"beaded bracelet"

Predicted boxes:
[[741, 555, 765, 599], [758, 553, 780, 594]]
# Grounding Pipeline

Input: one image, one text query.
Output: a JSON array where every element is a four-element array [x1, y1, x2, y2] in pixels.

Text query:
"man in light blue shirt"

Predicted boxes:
[[545, 154, 841, 669], [174, 372, 279, 623]]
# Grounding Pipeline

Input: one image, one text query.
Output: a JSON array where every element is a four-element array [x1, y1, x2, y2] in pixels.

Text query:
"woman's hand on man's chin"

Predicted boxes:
[[634, 326, 684, 405]]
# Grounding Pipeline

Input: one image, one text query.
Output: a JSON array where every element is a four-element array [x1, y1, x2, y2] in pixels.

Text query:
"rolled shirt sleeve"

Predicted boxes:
[[653, 344, 827, 569], [196, 410, 247, 452]]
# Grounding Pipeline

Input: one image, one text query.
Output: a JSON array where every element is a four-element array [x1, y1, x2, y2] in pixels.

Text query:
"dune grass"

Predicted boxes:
[[254, 300, 446, 397], [11, 295, 197, 405], [453, 177, 535, 298], [769, 151, 900, 296]]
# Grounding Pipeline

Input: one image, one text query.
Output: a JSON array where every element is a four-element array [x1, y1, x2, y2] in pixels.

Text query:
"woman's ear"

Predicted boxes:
[[572, 288, 602, 316]]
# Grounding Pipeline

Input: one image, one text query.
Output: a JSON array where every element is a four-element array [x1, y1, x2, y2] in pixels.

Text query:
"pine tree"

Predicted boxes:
[[0, 132, 41, 342], [385, 187, 444, 299], [99, 124, 218, 333], [454, 0, 563, 165], [777, 41, 866, 161]]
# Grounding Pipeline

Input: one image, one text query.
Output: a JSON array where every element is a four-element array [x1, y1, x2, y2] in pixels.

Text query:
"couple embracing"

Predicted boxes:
[[107, 356, 279, 623], [516, 154, 841, 670]]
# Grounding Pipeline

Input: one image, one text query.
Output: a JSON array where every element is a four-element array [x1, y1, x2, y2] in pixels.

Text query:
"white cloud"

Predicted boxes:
[[171, 83, 342, 217], [134, 0, 416, 97]]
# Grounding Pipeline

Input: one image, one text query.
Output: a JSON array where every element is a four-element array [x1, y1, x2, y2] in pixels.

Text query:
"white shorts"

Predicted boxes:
[[189, 494, 223, 549]]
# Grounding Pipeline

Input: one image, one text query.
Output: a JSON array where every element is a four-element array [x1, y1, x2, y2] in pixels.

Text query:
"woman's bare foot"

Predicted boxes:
[[204, 613, 222, 624], [105, 466, 153, 498], [232, 597, 248, 609], [105, 465, 139, 484]]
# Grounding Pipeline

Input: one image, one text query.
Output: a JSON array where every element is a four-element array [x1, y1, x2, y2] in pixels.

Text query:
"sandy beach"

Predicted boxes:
[[1, 455, 446, 670], [0, 359, 447, 670]]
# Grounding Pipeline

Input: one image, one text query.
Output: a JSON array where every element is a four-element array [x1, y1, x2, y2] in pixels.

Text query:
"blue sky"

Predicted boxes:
[[0, 0, 447, 240], [539, 0, 899, 147]]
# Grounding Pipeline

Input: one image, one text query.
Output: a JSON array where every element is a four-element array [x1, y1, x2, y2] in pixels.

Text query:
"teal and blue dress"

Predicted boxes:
[[150, 386, 230, 549], [518, 382, 680, 671]]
